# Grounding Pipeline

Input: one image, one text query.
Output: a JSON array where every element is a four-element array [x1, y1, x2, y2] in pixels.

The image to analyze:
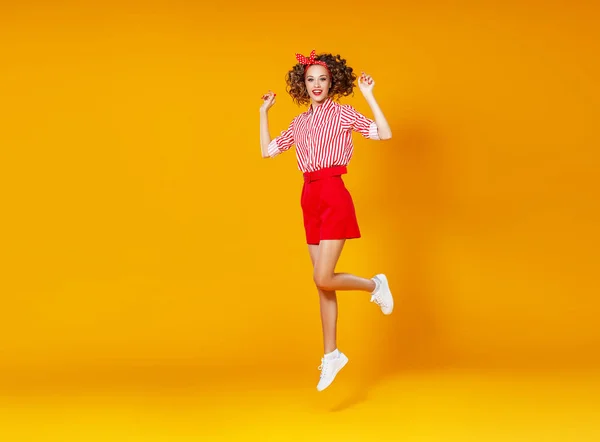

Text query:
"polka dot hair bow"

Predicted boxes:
[[295, 49, 328, 69]]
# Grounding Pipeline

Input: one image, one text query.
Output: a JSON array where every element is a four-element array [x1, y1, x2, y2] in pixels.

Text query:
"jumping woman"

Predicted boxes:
[[259, 50, 394, 391]]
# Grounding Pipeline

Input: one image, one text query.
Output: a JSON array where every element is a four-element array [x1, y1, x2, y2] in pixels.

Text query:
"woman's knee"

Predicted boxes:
[[313, 270, 334, 291]]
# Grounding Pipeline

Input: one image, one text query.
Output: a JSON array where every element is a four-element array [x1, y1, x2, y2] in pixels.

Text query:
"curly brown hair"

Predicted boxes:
[[285, 53, 357, 106]]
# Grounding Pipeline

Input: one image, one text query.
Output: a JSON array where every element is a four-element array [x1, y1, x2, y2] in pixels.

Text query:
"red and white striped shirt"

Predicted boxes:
[[267, 98, 380, 172]]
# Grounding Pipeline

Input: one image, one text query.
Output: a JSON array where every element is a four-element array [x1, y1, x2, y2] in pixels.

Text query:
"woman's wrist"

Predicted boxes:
[[362, 91, 376, 102]]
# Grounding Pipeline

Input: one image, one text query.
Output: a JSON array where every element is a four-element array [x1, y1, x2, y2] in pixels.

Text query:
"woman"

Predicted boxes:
[[259, 50, 394, 391]]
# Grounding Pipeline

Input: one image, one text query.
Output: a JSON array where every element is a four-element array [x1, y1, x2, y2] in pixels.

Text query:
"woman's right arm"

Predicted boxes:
[[259, 91, 276, 158]]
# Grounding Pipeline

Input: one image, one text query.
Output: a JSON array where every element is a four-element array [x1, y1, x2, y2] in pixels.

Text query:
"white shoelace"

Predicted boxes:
[[318, 358, 332, 378], [370, 277, 390, 309], [370, 294, 389, 309], [371, 295, 389, 308]]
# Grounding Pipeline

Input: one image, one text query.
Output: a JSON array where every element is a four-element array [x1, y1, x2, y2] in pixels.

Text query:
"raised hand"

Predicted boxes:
[[260, 90, 277, 112], [358, 72, 375, 96]]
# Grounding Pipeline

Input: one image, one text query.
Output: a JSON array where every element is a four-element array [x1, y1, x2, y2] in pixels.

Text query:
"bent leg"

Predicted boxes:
[[313, 239, 377, 293]]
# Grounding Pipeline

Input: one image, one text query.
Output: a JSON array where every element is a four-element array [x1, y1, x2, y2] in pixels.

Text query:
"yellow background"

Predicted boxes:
[[1, 0, 599, 386]]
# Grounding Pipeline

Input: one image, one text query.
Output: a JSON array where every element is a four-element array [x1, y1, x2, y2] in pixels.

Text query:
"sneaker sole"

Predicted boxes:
[[377, 274, 394, 315]]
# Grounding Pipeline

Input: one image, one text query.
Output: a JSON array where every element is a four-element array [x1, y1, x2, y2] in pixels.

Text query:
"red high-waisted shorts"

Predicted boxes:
[[300, 166, 361, 245]]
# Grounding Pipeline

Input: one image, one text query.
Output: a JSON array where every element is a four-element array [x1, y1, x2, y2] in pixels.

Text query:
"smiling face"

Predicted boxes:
[[304, 64, 331, 105]]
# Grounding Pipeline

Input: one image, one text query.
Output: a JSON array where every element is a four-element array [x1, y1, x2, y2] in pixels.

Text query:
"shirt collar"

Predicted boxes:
[[308, 97, 335, 114]]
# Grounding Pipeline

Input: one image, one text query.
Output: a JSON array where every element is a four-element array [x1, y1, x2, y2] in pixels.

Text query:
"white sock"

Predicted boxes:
[[324, 349, 340, 360]]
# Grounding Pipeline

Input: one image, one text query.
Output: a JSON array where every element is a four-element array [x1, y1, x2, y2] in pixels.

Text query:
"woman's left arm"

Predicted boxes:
[[359, 72, 392, 140]]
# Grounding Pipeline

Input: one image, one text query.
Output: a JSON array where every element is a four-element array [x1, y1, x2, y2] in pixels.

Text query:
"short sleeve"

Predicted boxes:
[[340, 105, 380, 140], [267, 118, 296, 158]]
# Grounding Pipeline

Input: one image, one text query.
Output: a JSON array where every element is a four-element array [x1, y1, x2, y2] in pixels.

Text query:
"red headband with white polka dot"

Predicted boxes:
[[295, 50, 330, 76]]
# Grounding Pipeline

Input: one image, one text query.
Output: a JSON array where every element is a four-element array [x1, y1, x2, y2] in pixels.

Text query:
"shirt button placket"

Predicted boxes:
[[308, 114, 314, 169]]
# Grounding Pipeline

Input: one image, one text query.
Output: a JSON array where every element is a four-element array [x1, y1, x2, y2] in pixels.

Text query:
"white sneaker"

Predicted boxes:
[[370, 274, 394, 315], [316, 352, 349, 391]]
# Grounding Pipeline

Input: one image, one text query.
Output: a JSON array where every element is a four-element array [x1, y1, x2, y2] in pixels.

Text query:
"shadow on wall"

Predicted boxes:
[[373, 117, 454, 378], [326, 118, 455, 411]]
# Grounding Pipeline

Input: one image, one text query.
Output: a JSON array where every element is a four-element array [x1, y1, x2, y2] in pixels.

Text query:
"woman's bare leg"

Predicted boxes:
[[308, 244, 338, 354], [313, 239, 377, 293], [309, 239, 390, 391], [309, 239, 377, 353]]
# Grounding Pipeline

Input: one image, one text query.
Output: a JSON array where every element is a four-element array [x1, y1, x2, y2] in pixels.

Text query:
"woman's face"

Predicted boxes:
[[305, 64, 331, 104]]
